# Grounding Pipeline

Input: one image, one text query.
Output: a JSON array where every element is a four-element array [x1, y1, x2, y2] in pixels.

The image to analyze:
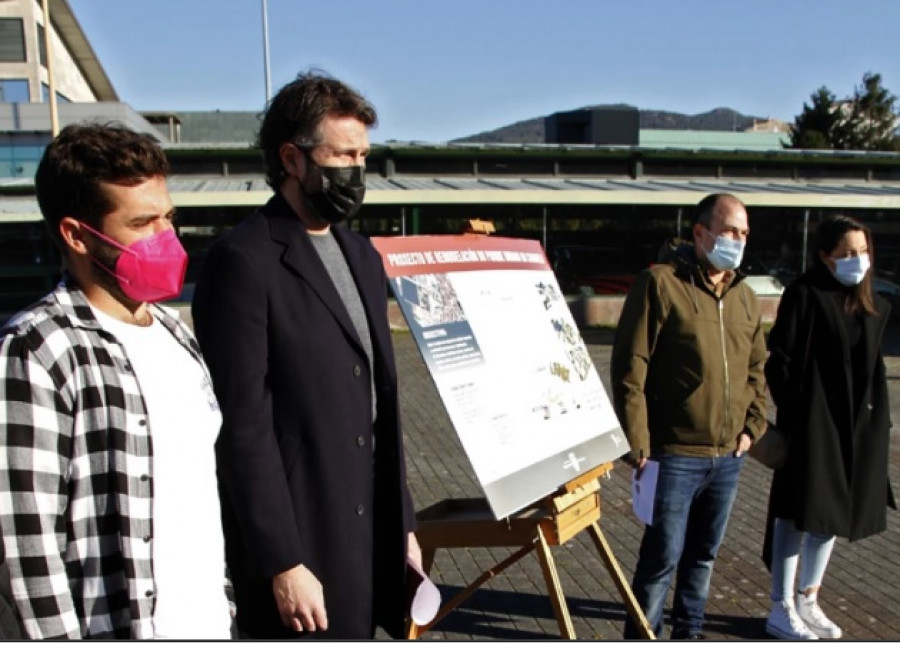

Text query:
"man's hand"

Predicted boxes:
[[408, 532, 423, 569], [734, 432, 753, 457], [272, 564, 328, 633], [624, 455, 648, 478]]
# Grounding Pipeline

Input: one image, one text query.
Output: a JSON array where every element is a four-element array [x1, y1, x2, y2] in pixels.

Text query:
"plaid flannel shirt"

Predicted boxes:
[[0, 280, 220, 639]]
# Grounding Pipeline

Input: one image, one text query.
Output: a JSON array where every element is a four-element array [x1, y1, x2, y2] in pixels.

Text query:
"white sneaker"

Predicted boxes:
[[796, 593, 843, 639], [766, 599, 819, 640]]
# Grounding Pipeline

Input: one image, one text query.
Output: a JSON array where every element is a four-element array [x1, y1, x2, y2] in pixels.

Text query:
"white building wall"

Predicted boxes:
[[33, 0, 97, 101], [0, 0, 97, 102]]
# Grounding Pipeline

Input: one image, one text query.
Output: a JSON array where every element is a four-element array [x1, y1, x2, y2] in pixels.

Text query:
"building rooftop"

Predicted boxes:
[[1, 174, 898, 223], [639, 129, 789, 151], [49, 0, 118, 101], [144, 110, 261, 144]]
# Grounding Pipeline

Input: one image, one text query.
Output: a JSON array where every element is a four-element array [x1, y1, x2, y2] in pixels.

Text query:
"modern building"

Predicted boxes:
[[1, 0, 899, 318], [0, 0, 115, 104], [0, 0, 160, 179]]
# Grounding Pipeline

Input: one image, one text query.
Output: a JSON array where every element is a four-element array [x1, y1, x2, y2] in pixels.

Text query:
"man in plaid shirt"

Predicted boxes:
[[0, 124, 232, 639]]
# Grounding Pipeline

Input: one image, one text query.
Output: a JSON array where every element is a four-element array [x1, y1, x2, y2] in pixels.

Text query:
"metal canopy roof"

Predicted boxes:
[[358, 177, 900, 208], [371, 140, 900, 161], [156, 139, 900, 166], [1, 175, 899, 223]]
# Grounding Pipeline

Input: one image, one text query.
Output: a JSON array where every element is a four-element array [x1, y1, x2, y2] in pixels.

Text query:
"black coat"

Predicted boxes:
[[191, 194, 416, 639], [763, 265, 895, 566]]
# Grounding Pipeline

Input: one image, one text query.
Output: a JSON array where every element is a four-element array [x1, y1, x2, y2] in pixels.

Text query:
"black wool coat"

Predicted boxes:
[[763, 265, 895, 566], [191, 194, 416, 639]]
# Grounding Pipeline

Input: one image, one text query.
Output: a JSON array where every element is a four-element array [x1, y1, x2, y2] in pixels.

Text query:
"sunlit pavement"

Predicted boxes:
[[390, 329, 900, 641]]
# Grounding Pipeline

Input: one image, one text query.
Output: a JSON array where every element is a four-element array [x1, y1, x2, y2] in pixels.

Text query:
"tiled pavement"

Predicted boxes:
[[390, 329, 900, 641]]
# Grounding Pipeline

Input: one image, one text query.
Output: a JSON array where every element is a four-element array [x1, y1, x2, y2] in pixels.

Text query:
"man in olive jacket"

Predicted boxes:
[[611, 193, 767, 640]]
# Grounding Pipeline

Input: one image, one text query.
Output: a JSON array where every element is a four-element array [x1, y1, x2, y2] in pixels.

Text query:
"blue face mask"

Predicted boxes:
[[831, 253, 870, 286], [704, 230, 745, 271]]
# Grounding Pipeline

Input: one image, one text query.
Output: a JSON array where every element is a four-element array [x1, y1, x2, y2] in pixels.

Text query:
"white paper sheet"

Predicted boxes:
[[407, 559, 442, 626], [632, 459, 659, 525]]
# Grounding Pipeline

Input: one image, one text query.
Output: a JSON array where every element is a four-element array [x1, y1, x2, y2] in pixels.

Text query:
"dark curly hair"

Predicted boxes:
[[257, 69, 376, 189], [35, 122, 169, 247]]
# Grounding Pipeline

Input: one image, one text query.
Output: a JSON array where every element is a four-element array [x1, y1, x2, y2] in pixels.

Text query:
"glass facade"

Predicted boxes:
[[0, 144, 898, 314], [40, 83, 70, 104], [1, 200, 900, 317], [0, 134, 47, 178], [0, 221, 59, 314], [0, 78, 29, 102]]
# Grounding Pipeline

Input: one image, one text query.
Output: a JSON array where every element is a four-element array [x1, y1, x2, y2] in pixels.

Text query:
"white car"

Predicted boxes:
[[743, 274, 785, 296], [742, 275, 899, 298]]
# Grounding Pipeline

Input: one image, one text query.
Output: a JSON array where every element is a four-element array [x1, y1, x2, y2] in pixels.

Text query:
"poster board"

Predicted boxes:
[[372, 235, 629, 519]]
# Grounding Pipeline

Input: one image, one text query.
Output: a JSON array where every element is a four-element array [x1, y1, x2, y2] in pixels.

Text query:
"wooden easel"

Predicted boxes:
[[407, 463, 656, 640]]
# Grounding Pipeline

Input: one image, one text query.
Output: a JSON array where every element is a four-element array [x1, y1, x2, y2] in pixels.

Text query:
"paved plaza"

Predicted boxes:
[[392, 328, 900, 641]]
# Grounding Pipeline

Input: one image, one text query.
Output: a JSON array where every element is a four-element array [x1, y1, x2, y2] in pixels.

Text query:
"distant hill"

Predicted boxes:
[[452, 106, 769, 144]]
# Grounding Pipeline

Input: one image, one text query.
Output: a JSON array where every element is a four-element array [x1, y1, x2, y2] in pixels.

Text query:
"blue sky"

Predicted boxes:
[[68, 0, 900, 144]]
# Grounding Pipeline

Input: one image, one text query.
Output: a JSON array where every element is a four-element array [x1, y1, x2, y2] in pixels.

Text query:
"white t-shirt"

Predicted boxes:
[[91, 307, 231, 640]]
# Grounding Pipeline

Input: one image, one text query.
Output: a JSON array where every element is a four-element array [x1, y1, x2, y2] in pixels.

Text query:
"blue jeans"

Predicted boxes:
[[623, 454, 744, 639], [770, 517, 836, 602]]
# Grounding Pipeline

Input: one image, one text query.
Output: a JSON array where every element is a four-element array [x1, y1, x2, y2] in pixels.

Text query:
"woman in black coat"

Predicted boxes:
[[763, 215, 895, 641]]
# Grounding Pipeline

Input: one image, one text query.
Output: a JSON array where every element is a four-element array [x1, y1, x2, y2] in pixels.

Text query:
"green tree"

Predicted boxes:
[[789, 73, 900, 151], [788, 86, 841, 149], [835, 72, 899, 151]]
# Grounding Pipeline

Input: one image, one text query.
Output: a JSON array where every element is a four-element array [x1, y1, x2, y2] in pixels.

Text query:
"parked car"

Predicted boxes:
[[550, 245, 638, 295], [742, 274, 785, 296], [551, 244, 791, 297], [873, 276, 900, 297], [743, 271, 899, 298]]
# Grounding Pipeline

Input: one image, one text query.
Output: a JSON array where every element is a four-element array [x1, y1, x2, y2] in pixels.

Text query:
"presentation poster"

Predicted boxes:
[[371, 235, 629, 519]]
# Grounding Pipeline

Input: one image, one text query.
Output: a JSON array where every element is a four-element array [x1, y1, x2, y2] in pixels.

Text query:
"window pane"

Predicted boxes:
[[0, 18, 26, 62], [0, 79, 29, 102], [40, 82, 70, 103], [37, 23, 46, 67]]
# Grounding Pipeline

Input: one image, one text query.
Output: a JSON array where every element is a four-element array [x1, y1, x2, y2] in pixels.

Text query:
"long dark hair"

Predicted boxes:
[[813, 215, 877, 316]]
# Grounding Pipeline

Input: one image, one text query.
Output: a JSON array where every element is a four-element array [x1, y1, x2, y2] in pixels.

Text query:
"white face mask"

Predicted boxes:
[[703, 230, 745, 271], [830, 253, 870, 286]]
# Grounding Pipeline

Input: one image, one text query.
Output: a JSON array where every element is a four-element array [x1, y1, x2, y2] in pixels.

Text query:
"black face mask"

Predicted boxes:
[[302, 154, 366, 224]]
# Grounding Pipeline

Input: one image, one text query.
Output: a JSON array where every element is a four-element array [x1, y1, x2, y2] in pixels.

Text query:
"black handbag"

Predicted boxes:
[[748, 421, 787, 469]]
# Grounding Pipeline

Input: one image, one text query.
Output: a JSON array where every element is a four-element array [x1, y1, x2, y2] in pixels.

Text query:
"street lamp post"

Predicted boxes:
[[41, 0, 59, 136], [262, 0, 272, 104]]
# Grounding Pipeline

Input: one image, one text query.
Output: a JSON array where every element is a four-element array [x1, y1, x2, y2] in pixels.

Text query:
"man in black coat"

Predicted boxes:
[[192, 71, 420, 639]]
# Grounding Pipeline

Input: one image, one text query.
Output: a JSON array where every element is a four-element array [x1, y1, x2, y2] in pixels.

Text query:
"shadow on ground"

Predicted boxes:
[[424, 586, 770, 640]]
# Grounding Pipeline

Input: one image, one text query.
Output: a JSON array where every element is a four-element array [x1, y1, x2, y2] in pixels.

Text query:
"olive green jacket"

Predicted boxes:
[[611, 244, 768, 460]]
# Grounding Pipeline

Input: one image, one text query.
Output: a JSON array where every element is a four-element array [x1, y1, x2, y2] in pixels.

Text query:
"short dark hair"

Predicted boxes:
[[693, 193, 743, 228], [257, 70, 377, 188], [35, 122, 169, 246], [814, 214, 877, 316]]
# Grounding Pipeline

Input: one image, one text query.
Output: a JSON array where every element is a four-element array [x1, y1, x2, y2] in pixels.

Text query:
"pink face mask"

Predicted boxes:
[[80, 222, 188, 303]]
